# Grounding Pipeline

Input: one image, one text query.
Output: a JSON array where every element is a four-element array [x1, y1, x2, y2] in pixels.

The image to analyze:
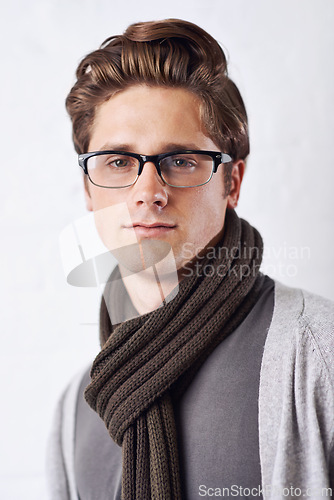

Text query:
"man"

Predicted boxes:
[[48, 19, 334, 499]]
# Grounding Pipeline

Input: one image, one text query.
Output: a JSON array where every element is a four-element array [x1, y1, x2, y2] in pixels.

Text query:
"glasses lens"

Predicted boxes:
[[87, 153, 139, 188], [160, 153, 214, 187]]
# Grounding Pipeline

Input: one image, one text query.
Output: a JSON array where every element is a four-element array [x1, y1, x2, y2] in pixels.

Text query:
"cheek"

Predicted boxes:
[[93, 203, 137, 252], [182, 184, 226, 238], [200, 188, 227, 233], [194, 181, 226, 216], [89, 187, 122, 210]]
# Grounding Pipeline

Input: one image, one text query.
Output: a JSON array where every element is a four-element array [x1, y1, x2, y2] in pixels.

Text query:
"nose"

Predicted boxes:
[[132, 161, 168, 208]]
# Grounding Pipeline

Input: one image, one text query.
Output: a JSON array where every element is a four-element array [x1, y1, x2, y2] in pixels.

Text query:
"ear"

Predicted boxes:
[[83, 176, 93, 211], [227, 160, 245, 209]]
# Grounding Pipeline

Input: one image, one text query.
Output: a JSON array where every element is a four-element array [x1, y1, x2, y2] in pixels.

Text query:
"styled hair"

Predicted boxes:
[[66, 18, 249, 163]]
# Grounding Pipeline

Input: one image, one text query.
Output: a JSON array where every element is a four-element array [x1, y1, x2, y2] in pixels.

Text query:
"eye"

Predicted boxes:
[[103, 155, 137, 169], [167, 155, 197, 169], [173, 158, 191, 167], [111, 158, 128, 168]]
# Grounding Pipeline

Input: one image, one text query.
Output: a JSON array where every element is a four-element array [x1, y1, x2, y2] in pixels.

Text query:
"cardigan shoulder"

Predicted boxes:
[[299, 287, 334, 391], [259, 281, 334, 498]]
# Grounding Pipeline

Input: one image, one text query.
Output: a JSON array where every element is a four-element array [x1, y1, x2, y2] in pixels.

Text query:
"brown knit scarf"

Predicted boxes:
[[84, 209, 264, 499]]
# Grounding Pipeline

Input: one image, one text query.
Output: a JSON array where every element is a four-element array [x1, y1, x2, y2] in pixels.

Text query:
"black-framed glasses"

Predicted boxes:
[[78, 150, 232, 189]]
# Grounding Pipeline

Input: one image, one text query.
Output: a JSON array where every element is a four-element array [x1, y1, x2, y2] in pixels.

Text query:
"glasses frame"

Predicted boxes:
[[78, 150, 233, 189]]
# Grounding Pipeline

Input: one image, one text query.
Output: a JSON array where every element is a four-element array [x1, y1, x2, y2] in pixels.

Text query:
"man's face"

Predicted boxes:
[[86, 85, 242, 274]]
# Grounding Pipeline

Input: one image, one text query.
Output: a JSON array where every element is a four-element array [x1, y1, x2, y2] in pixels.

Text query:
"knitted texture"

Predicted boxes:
[[84, 209, 264, 499]]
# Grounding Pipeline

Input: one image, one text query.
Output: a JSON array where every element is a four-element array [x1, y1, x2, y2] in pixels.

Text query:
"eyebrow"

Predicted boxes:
[[96, 142, 203, 153]]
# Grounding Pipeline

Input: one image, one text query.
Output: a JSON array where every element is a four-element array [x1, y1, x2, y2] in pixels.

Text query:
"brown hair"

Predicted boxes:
[[66, 18, 249, 163]]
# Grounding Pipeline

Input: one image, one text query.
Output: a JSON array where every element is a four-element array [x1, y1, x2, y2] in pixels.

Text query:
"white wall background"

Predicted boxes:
[[1, 0, 333, 498]]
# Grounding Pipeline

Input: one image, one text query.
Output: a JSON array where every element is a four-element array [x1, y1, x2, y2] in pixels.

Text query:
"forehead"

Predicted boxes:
[[88, 85, 216, 153]]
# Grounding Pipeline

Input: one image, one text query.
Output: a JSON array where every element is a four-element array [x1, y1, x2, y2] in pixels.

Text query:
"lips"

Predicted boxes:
[[128, 222, 176, 229], [123, 222, 176, 238]]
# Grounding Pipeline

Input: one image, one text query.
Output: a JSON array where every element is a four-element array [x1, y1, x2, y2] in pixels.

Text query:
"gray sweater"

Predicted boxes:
[[47, 282, 334, 499]]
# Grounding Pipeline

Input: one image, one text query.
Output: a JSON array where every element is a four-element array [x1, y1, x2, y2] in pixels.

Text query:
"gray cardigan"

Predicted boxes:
[[47, 282, 334, 499]]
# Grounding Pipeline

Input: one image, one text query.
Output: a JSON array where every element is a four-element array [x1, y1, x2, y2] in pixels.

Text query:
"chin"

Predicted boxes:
[[111, 239, 175, 275]]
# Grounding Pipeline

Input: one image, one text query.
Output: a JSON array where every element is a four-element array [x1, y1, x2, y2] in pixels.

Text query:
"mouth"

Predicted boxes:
[[123, 222, 176, 238]]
